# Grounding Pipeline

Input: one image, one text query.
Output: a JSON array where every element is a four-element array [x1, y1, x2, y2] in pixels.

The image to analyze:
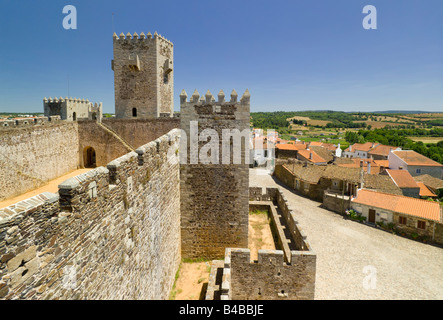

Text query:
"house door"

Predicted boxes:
[[368, 209, 376, 223]]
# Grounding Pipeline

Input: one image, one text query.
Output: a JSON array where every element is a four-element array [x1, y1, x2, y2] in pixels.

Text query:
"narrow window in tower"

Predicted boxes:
[[164, 72, 169, 84], [132, 108, 137, 117]]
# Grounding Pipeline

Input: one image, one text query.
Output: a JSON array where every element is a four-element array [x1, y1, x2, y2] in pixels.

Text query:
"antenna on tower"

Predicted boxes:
[[112, 12, 115, 34]]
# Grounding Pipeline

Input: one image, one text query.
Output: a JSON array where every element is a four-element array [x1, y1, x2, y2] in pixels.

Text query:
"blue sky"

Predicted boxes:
[[0, 0, 441, 113]]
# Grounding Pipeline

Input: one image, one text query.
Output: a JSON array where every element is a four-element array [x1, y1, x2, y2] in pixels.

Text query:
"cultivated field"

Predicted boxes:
[[408, 137, 443, 144]]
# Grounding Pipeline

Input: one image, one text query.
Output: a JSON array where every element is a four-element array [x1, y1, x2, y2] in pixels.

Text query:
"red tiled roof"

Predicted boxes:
[[374, 160, 390, 168], [386, 169, 419, 188], [392, 150, 443, 167], [298, 149, 326, 163], [368, 145, 398, 157], [345, 142, 377, 152], [276, 144, 307, 151], [416, 182, 437, 198], [352, 189, 441, 221]]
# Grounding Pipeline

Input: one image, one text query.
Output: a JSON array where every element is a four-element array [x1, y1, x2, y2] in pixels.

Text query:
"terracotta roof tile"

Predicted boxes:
[[345, 142, 377, 152], [298, 149, 326, 164], [352, 189, 441, 221], [368, 145, 398, 157], [276, 144, 307, 151], [392, 150, 443, 167], [416, 182, 437, 198], [386, 169, 419, 188], [413, 174, 443, 190], [282, 163, 325, 184]]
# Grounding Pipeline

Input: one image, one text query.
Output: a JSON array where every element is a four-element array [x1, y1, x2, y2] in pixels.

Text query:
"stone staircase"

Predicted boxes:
[[96, 121, 135, 152]]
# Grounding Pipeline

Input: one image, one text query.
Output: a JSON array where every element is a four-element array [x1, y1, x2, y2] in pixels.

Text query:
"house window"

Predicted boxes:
[[399, 216, 407, 225], [417, 220, 426, 230], [416, 168, 421, 174], [132, 108, 137, 117]]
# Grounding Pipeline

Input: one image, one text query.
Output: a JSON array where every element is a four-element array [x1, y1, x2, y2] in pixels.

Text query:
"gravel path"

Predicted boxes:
[[250, 169, 443, 300]]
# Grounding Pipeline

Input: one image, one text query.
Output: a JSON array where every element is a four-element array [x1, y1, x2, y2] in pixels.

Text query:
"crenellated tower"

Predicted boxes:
[[179, 89, 251, 259], [112, 32, 174, 119]]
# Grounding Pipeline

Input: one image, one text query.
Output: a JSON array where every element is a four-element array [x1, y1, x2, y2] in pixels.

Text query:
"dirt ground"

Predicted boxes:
[[0, 168, 92, 209], [173, 211, 276, 300]]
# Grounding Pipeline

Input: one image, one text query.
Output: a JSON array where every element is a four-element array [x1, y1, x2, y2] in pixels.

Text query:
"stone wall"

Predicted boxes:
[[0, 129, 181, 300], [77, 121, 132, 168], [217, 187, 316, 300], [179, 89, 250, 259], [323, 192, 350, 214], [0, 122, 79, 201], [225, 248, 316, 300], [273, 164, 323, 201], [103, 118, 179, 149]]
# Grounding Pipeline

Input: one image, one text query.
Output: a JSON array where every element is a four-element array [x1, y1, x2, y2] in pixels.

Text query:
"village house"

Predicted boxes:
[[275, 143, 307, 159], [296, 149, 327, 165], [342, 142, 378, 158], [334, 157, 382, 174], [249, 136, 275, 168], [416, 182, 438, 199], [351, 189, 443, 244], [273, 160, 402, 203], [388, 150, 443, 179], [382, 169, 420, 198], [413, 174, 443, 198], [368, 144, 401, 160]]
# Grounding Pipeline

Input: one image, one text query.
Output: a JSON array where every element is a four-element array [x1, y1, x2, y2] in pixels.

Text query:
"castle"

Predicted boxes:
[[0, 32, 316, 300]]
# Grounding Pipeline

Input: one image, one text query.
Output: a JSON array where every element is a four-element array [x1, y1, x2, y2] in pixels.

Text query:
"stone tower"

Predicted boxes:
[[112, 32, 174, 119], [179, 89, 250, 259]]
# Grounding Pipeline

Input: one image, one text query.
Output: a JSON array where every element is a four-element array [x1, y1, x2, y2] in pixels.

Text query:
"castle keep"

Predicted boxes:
[[0, 31, 316, 300], [112, 32, 174, 119]]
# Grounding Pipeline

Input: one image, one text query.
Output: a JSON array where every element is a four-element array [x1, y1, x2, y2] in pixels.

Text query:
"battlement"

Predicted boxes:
[[219, 246, 316, 300], [180, 89, 250, 106], [0, 115, 61, 129], [113, 31, 173, 46], [0, 128, 181, 299], [113, 31, 174, 119], [206, 187, 316, 300], [44, 97, 102, 122]]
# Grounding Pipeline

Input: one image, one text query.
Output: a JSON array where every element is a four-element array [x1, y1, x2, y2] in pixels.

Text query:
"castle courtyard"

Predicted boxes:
[[250, 168, 443, 300]]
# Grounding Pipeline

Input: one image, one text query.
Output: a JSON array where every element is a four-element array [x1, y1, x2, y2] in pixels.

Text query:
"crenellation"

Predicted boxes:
[[113, 31, 174, 119], [216, 187, 317, 300], [0, 128, 181, 300], [0, 28, 319, 301]]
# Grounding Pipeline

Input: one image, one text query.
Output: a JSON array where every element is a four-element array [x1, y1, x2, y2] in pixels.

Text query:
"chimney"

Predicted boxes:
[[367, 161, 371, 174], [349, 145, 352, 152], [310, 152, 313, 160]]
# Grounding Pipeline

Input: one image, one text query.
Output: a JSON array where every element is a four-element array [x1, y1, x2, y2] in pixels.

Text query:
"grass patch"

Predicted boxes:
[[169, 262, 182, 300]]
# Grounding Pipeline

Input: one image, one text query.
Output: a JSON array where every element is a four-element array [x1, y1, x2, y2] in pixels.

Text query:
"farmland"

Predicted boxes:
[[250, 111, 443, 157]]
